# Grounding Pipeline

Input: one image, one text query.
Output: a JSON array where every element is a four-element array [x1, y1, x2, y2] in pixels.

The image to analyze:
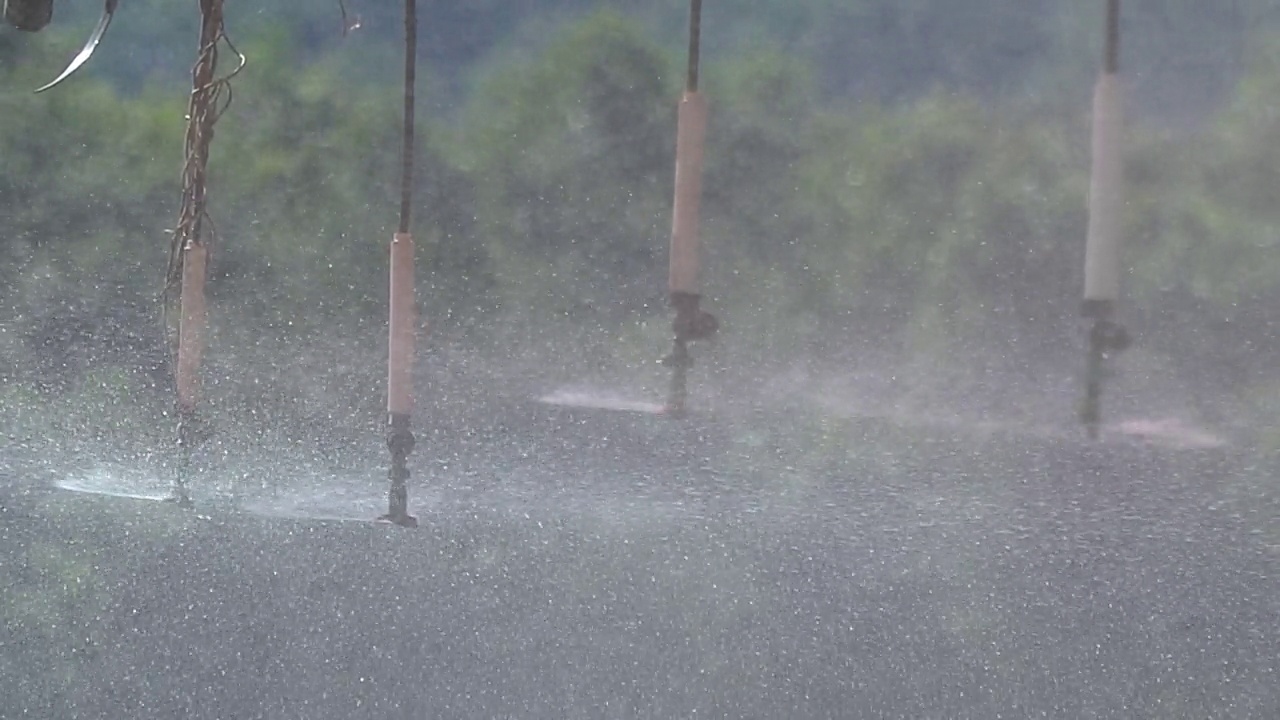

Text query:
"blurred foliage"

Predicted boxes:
[[2, 3, 1280, 428], [457, 10, 674, 325], [15, 0, 1276, 121]]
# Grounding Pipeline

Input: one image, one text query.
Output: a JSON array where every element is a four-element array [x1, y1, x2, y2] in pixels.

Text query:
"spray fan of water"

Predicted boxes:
[[537, 387, 667, 415]]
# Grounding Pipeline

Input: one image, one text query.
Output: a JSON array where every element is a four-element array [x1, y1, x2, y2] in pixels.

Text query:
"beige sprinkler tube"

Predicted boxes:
[[383, 230, 418, 526], [669, 91, 708, 298], [1083, 72, 1124, 306], [176, 241, 207, 415], [387, 233, 417, 418], [663, 89, 717, 416]]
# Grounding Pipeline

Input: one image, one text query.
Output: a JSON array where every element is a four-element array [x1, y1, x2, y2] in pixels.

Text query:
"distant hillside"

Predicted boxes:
[[5, 0, 1277, 124]]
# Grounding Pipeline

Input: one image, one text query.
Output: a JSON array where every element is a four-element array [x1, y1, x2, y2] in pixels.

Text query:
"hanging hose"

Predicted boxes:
[[1080, 0, 1130, 439], [663, 0, 718, 417], [380, 0, 419, 527], [161, 0, 244, 504]]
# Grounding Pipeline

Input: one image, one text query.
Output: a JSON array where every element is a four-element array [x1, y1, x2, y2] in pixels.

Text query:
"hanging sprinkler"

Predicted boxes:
[[18, 0, 241, 503], [662, 0, 719, 417], [1080, 0, 1132, 439], [379, 0, 420, 527], [162, 0, 242, 504]]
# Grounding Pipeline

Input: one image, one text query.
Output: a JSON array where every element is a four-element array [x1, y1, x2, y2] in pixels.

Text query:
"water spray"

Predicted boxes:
[[662, 0, 719, 417], [1080, 0, 1132, 439], [379, 0, 420, 528]]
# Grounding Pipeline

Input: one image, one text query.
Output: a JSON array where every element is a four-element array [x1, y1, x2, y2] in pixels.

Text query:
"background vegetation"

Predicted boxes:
[[3, 1, 1280, 449]]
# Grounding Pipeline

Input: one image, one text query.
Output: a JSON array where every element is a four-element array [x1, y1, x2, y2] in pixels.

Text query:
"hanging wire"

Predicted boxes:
[[161, 1, 245, 366], [686, 0, 701, 92], [398, 0, 416, 235], [1104, 0, 1120, 74]]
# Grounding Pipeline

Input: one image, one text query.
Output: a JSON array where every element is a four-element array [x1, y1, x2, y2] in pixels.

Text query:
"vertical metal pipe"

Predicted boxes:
[[169, 0, 223, 504], [664, 0, 716, 417], [1081, 0, 1129, 439], [381, 0, 419, 527]]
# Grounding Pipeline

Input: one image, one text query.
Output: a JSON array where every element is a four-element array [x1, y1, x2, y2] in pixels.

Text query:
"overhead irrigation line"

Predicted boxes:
[[662, 0, 718, 418], [398, 0, 416, 237], [380, 0, 421, 527], [1080, 0, 1131, 440], [162, 0, 244, 505]]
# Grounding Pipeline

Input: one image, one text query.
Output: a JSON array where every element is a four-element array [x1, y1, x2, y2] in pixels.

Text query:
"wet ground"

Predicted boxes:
[[2, 401, 1278, 719]]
